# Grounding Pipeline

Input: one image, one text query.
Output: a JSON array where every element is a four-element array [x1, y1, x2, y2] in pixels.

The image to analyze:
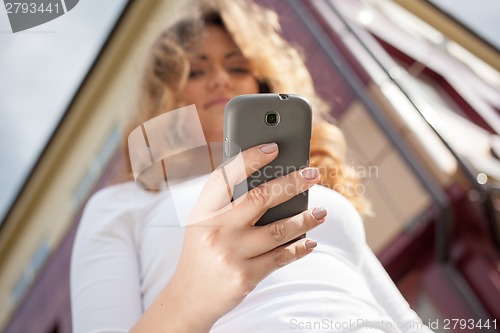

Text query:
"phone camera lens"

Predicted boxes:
[[278, 94, 289, 100], [265, 111, 279, 126]]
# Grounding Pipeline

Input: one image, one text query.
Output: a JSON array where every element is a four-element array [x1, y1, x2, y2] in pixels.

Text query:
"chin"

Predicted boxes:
[[206, 105, 226, 114]]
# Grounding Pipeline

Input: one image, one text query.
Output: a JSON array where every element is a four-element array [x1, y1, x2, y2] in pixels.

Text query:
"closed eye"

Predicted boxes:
[[189, 69, 204, 78], [229, 67, 250, 74]]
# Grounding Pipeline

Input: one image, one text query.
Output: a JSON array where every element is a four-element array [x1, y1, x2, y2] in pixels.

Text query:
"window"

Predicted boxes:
[[0, 0, 129, 224]]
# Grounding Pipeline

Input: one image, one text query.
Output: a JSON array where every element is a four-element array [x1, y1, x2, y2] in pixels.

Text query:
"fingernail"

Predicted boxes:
[[305, 240, 317, 250], [259, 142, 278, 154], [301, 167, 319, 180], [312, 207, 327, 220]]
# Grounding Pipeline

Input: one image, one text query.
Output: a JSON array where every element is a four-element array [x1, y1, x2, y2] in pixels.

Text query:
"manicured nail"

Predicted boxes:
[[301, 167, 319, 180], [305, 240, 317, 250], [259, 142, 278, 154], [312, 207, 327, 220]]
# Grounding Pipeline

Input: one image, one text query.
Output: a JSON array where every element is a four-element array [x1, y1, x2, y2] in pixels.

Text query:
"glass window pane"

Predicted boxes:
[[0, 0, 129, 224]]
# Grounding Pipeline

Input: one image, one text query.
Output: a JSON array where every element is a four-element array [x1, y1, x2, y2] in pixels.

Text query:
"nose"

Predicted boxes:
[[207, 66, 232, 90]]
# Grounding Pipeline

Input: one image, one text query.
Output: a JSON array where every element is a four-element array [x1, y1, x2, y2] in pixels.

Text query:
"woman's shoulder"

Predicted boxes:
[[86, 181, 163, 209], [78, 181, 166, 232]]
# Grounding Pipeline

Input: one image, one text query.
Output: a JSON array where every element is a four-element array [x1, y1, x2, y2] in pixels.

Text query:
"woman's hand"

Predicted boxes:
[[131, 143, 326, 333]]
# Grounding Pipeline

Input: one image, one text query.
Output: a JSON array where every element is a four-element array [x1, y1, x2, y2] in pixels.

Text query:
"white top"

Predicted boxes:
[[70, 181, 432, 333]]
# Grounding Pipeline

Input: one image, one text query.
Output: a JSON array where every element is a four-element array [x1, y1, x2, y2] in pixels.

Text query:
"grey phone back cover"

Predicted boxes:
[[224, 93, 312, 226]]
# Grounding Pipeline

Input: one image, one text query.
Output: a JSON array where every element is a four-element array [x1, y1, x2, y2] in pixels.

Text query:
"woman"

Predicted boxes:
[[70, 0, 431, 332]]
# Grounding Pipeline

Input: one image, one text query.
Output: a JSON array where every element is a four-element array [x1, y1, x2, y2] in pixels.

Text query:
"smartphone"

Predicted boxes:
[[223, 93, 312, 227]]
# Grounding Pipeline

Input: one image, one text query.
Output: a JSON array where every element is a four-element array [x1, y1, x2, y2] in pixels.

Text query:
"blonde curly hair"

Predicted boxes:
[[123, 0, 372, 216]]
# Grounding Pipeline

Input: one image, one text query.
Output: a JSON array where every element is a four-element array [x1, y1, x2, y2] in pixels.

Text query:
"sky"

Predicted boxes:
[[0, 0, 498, 225], [430, 0, 500, 49], [0, 0, 128, 224]]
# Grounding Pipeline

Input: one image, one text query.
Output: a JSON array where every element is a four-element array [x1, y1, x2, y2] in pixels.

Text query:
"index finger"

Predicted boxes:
[[194, 143, 279, 213]]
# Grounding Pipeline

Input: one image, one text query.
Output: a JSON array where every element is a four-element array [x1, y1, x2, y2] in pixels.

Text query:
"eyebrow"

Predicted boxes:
[[194, 50, 244, 61], [225, 51, 243, 59]]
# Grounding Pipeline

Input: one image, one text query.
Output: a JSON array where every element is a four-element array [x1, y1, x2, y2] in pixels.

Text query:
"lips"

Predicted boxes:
[[204, 97, 231, 109]]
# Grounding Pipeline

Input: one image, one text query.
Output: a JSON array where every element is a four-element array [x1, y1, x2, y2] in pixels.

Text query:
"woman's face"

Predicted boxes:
[[181, 25, 259, 143]]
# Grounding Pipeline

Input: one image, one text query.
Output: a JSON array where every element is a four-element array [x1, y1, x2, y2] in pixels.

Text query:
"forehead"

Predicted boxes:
[[195, 25, 241, 55]]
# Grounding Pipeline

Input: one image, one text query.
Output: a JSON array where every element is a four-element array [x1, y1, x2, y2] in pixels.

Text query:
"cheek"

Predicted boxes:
[[181, 81, 204, 105], [236, 76, 259, 94]]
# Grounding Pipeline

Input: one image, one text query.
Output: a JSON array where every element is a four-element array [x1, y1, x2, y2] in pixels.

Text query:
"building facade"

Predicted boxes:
[[1, 1, 499, 332]]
